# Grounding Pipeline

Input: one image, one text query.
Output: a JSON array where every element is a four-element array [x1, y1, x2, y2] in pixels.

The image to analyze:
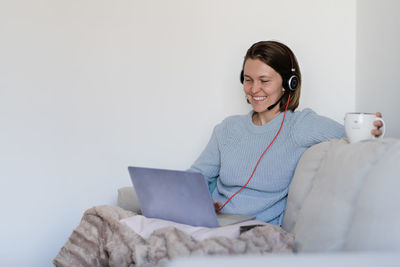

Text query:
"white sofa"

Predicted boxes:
[[118, 138, 400, 266]]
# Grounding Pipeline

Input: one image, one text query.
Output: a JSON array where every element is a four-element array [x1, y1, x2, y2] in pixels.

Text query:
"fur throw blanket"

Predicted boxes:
[[54, 206, 294, 267]]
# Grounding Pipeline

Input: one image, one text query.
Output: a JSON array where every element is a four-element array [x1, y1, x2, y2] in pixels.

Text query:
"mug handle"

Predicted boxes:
[[373, 118, 385, 139]]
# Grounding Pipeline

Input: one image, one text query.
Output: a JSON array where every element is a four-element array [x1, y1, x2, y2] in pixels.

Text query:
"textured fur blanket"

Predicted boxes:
[[54, 206, 294, 267]]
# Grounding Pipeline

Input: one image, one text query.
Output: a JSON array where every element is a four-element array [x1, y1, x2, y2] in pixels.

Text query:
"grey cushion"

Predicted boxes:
[[282, 140, 332, 233], [117, 186, 141, 214]]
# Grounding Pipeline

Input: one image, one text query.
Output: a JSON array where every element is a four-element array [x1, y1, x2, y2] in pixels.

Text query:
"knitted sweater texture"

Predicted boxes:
[[189, 108, 345, 225]]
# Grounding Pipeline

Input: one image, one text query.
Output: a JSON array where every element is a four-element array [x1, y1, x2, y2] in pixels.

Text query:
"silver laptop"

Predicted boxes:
[[128, 166, 255, 228]]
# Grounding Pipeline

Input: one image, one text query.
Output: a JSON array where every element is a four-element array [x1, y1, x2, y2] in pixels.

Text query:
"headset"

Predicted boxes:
[[240, 41, 299, 92]]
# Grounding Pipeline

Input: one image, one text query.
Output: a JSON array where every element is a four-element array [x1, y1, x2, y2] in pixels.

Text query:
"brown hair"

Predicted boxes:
[[243, 41, 301, 112]]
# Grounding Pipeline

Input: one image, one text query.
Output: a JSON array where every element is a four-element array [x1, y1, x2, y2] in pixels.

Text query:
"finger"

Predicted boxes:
[[371, 129, 382, 137], [373, 120, 383, 128], [214, 201, 222, 209], [376, 112, 382, 118]]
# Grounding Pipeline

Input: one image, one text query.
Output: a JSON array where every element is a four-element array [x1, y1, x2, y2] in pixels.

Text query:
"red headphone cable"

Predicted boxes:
[[216, 94, 291, 213]]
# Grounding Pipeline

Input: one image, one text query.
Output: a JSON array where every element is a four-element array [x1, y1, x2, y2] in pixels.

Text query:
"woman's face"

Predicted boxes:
[[243, 58, 284, 113]]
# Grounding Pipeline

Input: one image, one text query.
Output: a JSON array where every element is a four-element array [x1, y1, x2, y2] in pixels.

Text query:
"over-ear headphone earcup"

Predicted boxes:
[[240, 70, 244, 84], [287, 74, 299, 91]]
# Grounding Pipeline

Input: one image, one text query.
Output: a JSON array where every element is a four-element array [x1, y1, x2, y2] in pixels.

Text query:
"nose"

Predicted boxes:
[[250, 81, 261, 94]]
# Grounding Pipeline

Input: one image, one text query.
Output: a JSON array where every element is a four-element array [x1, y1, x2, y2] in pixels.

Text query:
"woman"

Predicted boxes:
[[189, 41, 383, 226]]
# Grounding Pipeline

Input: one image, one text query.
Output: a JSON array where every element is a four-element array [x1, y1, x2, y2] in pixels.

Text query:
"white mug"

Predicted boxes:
[[344, 112, 385, 143]]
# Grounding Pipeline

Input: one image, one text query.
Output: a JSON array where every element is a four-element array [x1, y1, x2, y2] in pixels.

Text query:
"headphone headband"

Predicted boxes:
[[270, 41, 296, 72]]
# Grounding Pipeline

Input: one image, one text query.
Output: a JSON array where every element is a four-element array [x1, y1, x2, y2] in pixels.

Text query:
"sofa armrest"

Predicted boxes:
[[282, 138, 400, 252], [117, 186, 141, 214]]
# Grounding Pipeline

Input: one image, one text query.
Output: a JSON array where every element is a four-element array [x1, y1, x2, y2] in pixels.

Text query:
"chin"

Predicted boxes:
[[251, 104, 269, 113]]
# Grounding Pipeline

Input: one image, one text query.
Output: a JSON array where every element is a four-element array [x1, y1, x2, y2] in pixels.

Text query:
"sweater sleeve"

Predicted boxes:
[[292, 108, 346, 147], [188, 125, 221, 191]]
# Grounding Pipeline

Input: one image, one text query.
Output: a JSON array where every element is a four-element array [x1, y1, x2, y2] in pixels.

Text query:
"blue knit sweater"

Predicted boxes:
[[189, 108, 345, 225]]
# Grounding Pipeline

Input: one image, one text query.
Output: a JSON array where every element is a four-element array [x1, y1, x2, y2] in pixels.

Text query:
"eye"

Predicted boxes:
[[261, 80, 269, 83], [244, 78, 252, 83]]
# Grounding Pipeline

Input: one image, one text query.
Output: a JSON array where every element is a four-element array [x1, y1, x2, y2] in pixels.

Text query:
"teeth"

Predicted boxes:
[[253, 96, 266, 101]]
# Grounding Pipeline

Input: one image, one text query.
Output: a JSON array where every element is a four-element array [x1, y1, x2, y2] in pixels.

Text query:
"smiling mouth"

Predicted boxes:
[[252, 96, 267, 101]]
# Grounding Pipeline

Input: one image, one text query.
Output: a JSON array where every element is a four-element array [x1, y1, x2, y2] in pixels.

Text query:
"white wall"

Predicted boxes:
[[0, 1, 356, 266], [356, 0, 400, 138]]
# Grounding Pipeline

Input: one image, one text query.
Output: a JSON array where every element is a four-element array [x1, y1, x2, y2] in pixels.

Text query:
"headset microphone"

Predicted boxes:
[[267, 94, 284, 111]]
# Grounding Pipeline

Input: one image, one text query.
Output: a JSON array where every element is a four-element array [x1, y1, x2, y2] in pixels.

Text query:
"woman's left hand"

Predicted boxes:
[[214, 201, 222, 213], [372, 112, 384, 137]]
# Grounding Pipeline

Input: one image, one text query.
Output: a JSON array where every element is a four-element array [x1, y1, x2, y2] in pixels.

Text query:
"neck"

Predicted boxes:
[[252, 107, 281, 126]]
